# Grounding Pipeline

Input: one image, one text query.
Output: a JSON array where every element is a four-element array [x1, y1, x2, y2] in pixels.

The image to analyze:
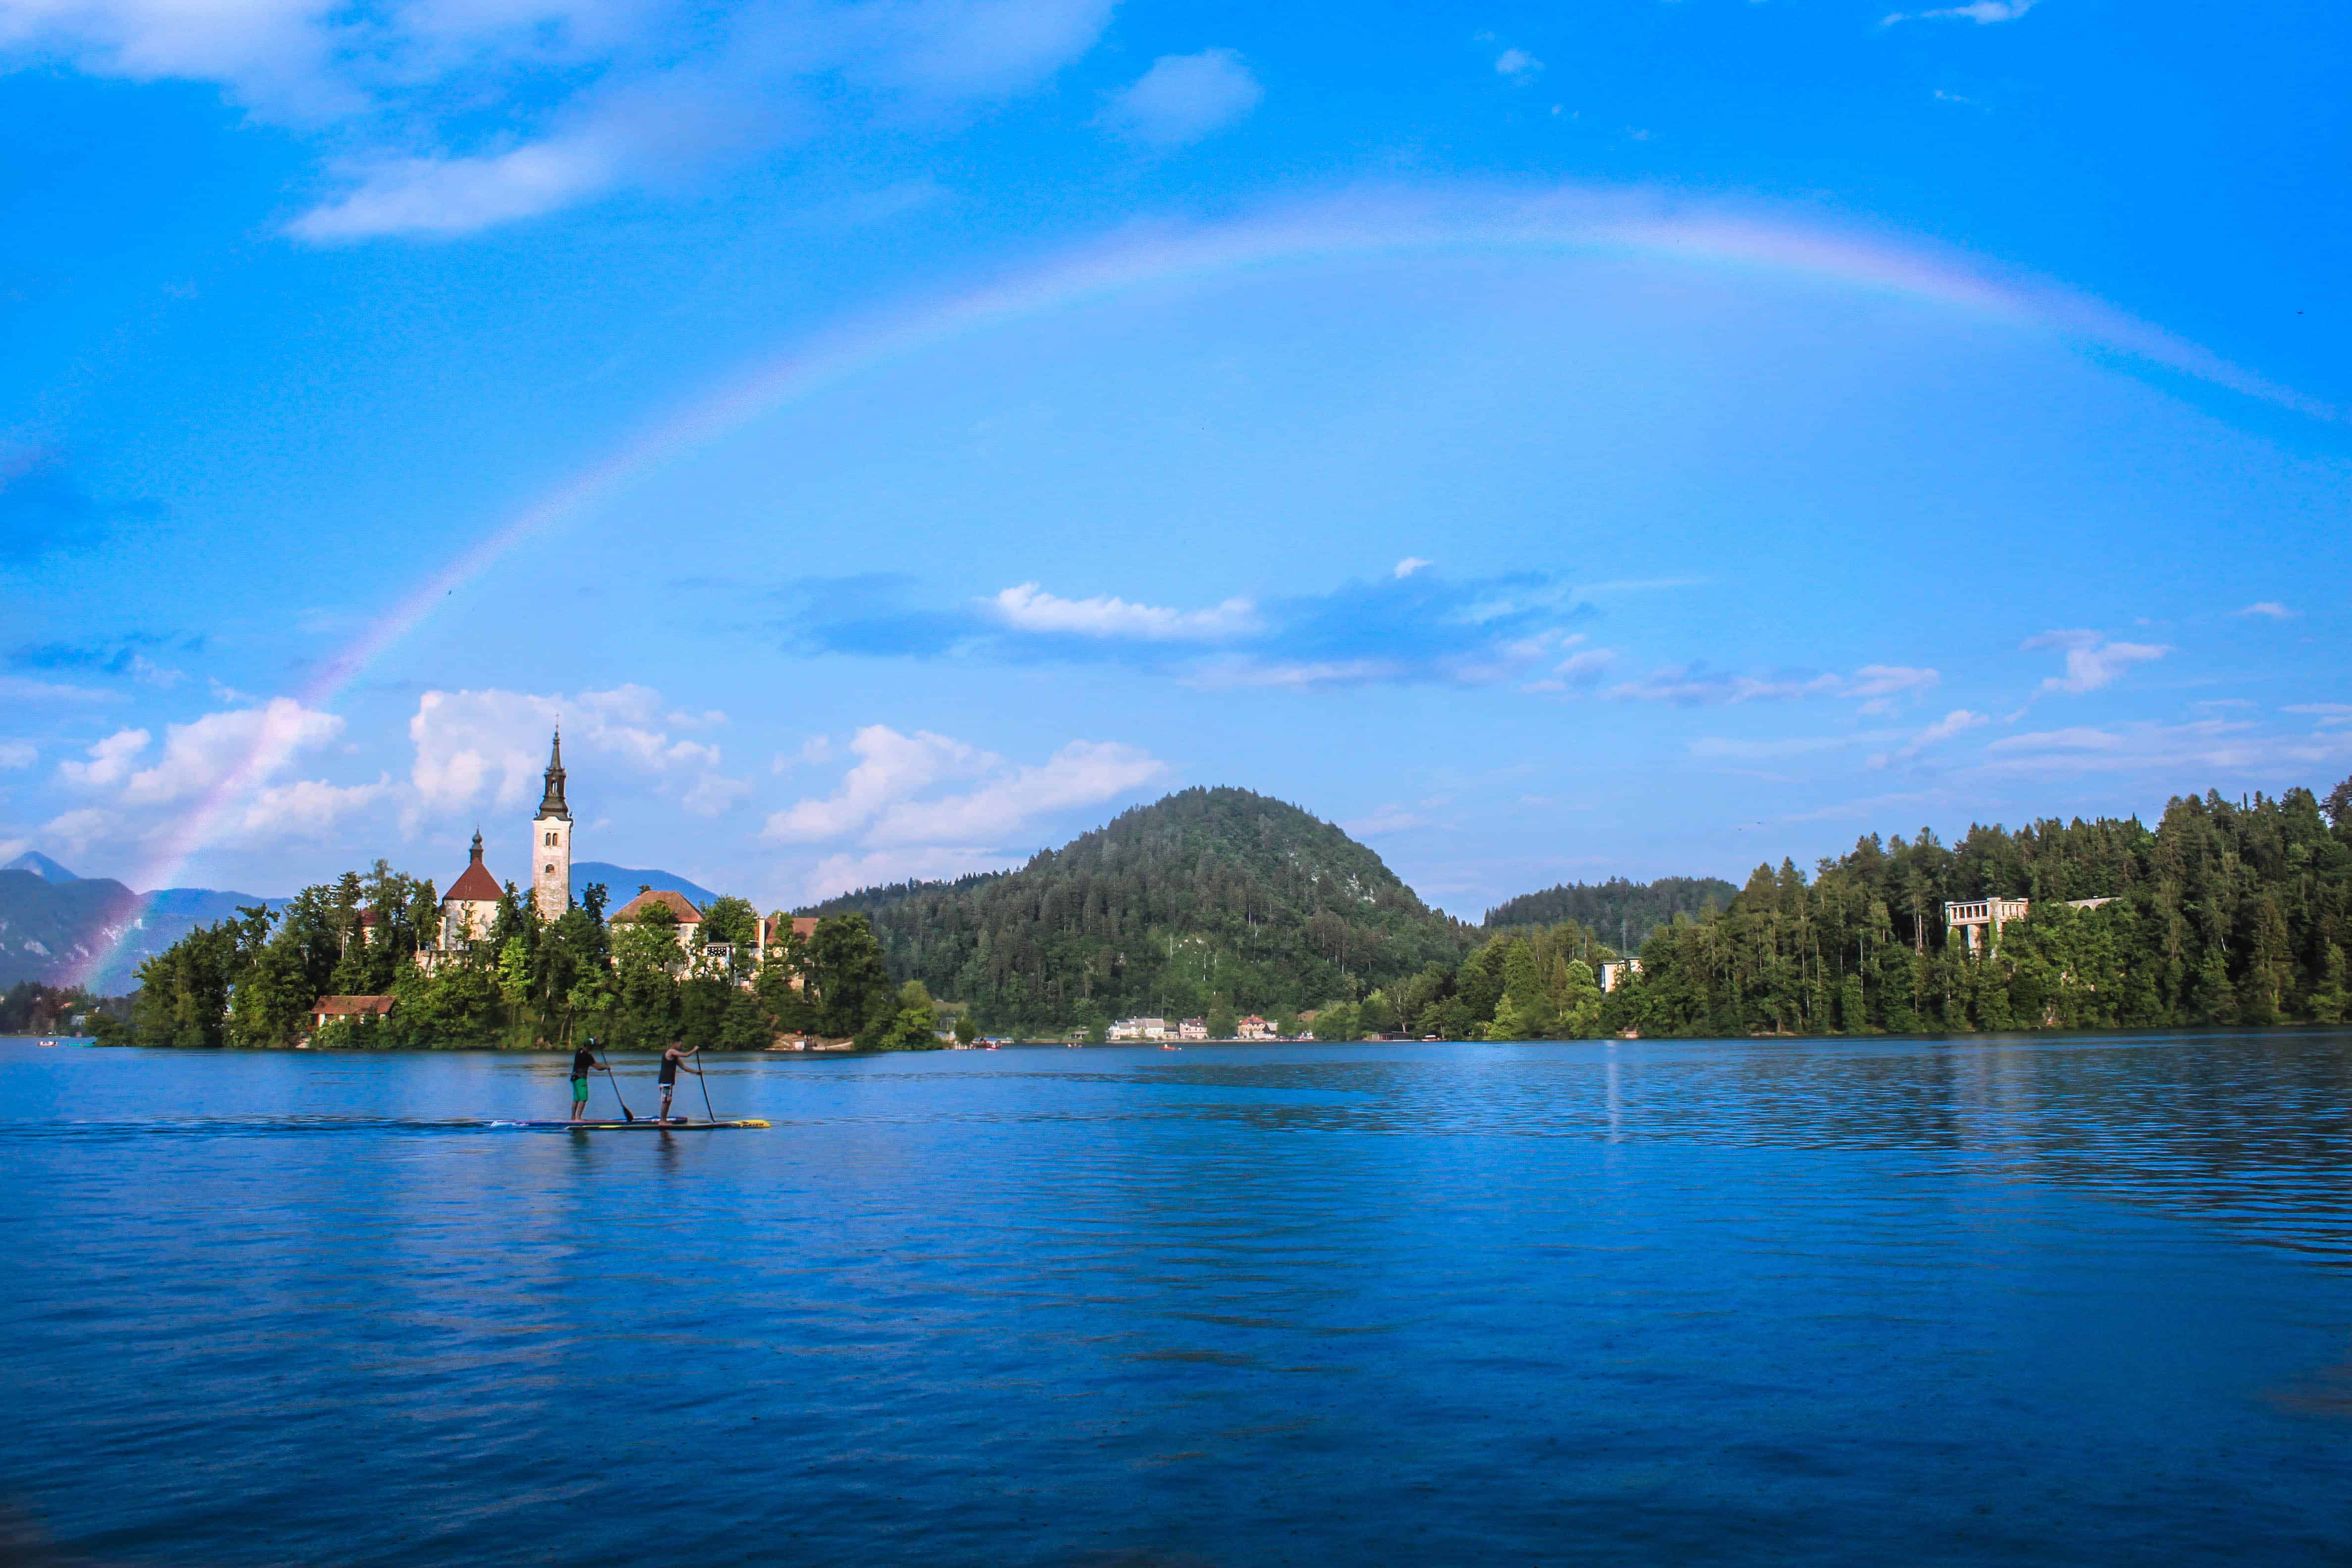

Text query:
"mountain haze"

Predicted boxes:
[[806, 786, 1474, 1032]]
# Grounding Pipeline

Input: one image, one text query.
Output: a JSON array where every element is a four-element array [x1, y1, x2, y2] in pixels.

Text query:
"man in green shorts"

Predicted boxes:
[[570, 1037, 607, 1122]]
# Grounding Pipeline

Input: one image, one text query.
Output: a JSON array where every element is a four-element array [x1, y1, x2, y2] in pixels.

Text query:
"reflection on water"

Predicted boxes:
[[1, 1031, 2348, 1566]]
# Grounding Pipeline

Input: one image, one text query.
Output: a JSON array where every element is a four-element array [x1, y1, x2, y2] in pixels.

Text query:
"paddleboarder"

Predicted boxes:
[[569, 1037, 608, 1123], [657, 1042, 701, 1123]]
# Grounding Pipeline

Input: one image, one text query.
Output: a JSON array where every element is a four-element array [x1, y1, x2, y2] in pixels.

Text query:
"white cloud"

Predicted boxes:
[[802, 847, 1021, 901], [987, 582, 1260, 641], [1098, 47, 1262, 147], [1607, 663, 1939, 708], [763, 726, 982, 842], [1913, 707, 1989, 747], [118, 699, 343, 806], [1882, 0, 2035, 23], [40, 808, 115, 855], [2287, 704, 2352, 728], [1, 0, 1116, 240], [59, 729, 151, 790], [1183, 657, 1402, 689], [0, 675, 119, 703], [1869, 707, 1990, 768], [1494, 48, 1541, 77], [1981, 718, 2352, 778], [1555, 648, 1617, 681], [1341, 804, 1425, 836], [409, 685, 733, 815], [1393, 557, 1432, 579], [2236, 601, 2297, 620], [681, 772, 753, 818], [230, 776, 392, 837], [289, 137, 619, 243], [2022, 630, 2170, 694], [765, 724, 1166, 896], [866, 738, 1164, 846], [0, 741, 34, 770]]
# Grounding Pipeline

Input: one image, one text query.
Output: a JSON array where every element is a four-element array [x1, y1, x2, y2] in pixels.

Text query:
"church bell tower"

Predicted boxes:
[[531, 729, 573, 921]]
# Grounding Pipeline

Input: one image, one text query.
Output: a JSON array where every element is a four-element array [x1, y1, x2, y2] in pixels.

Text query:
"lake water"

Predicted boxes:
[[2, 1032, 2348, 1566]]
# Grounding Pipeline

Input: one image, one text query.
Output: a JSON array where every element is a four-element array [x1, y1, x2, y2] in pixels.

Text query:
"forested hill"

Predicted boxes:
[[805, 786, 1473, 1033], [1484, 876, 1737, 940]]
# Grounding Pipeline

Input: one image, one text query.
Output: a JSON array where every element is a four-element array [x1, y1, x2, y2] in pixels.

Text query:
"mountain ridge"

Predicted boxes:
[[804, 785, 1476, 1032]]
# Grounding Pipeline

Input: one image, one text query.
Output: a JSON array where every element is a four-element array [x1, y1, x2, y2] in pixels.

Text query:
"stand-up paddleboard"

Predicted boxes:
[[492, 1119, 771, 1131]]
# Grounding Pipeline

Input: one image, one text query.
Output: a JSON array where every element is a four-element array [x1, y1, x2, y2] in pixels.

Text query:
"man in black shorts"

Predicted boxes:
[[569, 1037, 607, 1122], [657, 1042, 700, 1122]]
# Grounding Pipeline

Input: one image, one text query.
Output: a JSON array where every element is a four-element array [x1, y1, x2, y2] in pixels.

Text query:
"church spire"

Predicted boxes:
[[536, 728, 570, 822]]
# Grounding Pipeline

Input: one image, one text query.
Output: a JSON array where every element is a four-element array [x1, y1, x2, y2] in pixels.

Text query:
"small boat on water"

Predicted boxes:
[[36, 1039, 58, 1048]]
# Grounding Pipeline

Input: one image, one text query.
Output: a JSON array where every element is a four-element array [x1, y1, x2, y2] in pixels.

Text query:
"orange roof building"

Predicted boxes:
[[439, 830, 504, 948], [609, 887, 704, 926]]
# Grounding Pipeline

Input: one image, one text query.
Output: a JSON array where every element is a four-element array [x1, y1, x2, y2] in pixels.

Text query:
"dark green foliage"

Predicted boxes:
[[0, 981, 127, 1036], [1483, 876, 1738, 942], [1603, 784, 2352, 1038], [803, 786, 1473, 1035], [116, 860, 888, 1050]]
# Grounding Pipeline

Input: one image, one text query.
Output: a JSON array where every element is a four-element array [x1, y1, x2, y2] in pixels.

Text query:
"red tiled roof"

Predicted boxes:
[[314, 994, 396, 1018], [762, 914, 819, 943], [610, 888, 703, 924], [357, 909, 381, 926], [444, 859, 502, 903]]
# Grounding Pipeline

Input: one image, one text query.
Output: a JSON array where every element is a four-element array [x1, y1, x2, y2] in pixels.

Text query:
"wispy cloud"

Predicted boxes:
[[1608, 663, 1938, 708], [1494, 48, 1542, 78], [2236, 601, 2298, 620], [1393, 557, 1432, 579], [4, 0, 1119, 240], [1098, 48, 1262, 148], [766, 723, 1166, 899], [1984, 718, 2352, 778], [409, 685, 742, 819], [2022, 629, 2170, 694], [1883, 0, 2036, 24], [782, 567, 1602, 690], [1867, 707, 1990, 769], [984, 582, 1259, 641], [1340, 804, 1428, 836]]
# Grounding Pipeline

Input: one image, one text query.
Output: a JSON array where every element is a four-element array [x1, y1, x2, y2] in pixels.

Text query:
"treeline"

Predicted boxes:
[[1282, 779, 2352, 1042], [117, 859, 956, 1051], [1483, 876, 1735, 938], [1600, 784, 2352, 1037], [807, 785, 1474, 1034], [0, 981, 128, 1036]]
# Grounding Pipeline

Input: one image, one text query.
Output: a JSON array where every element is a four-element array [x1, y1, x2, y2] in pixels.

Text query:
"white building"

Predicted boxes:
[[1598, 958, 1642, 993], [1178, 1017, 1208, 1041], [1945, 895, 2114, 954], [1235, 1014, 1276, 1041], [1107, 1016, 1170, 1041], [530, 731, 571, 922]]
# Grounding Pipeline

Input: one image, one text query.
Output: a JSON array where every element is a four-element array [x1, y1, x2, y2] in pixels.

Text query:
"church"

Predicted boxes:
[[419, 732, 811, 977], [426, 732, 573, 957]]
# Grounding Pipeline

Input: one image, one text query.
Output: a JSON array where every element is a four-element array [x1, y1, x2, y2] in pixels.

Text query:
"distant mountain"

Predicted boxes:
[[1483, 876, 1737, 942], [806, 785, 1473, 1033], [572, 862, 721, 910], [0, 870, 280, 993], [2, 851, 77, 883]]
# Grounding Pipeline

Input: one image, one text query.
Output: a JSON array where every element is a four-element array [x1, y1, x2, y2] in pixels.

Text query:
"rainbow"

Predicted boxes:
[[69, 183, 2331, 988]]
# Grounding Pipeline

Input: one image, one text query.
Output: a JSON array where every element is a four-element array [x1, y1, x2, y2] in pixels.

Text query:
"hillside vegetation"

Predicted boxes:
[[806, 786, 1473, 1034], [1602, 783, 2352, 1036], [1484, 876, 1736, 939]]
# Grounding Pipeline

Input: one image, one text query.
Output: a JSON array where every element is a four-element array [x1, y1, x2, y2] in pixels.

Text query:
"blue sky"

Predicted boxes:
[[3, 0, 2348, 918]]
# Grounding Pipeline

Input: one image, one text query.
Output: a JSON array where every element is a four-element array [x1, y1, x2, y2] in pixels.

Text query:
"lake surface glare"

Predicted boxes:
[[3, 1032, 2349, 1566]]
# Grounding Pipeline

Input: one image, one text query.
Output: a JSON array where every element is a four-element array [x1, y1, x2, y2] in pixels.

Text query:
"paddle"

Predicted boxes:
[[591, 1036, 635, 1122], [695, 1046, 717, 1124]]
